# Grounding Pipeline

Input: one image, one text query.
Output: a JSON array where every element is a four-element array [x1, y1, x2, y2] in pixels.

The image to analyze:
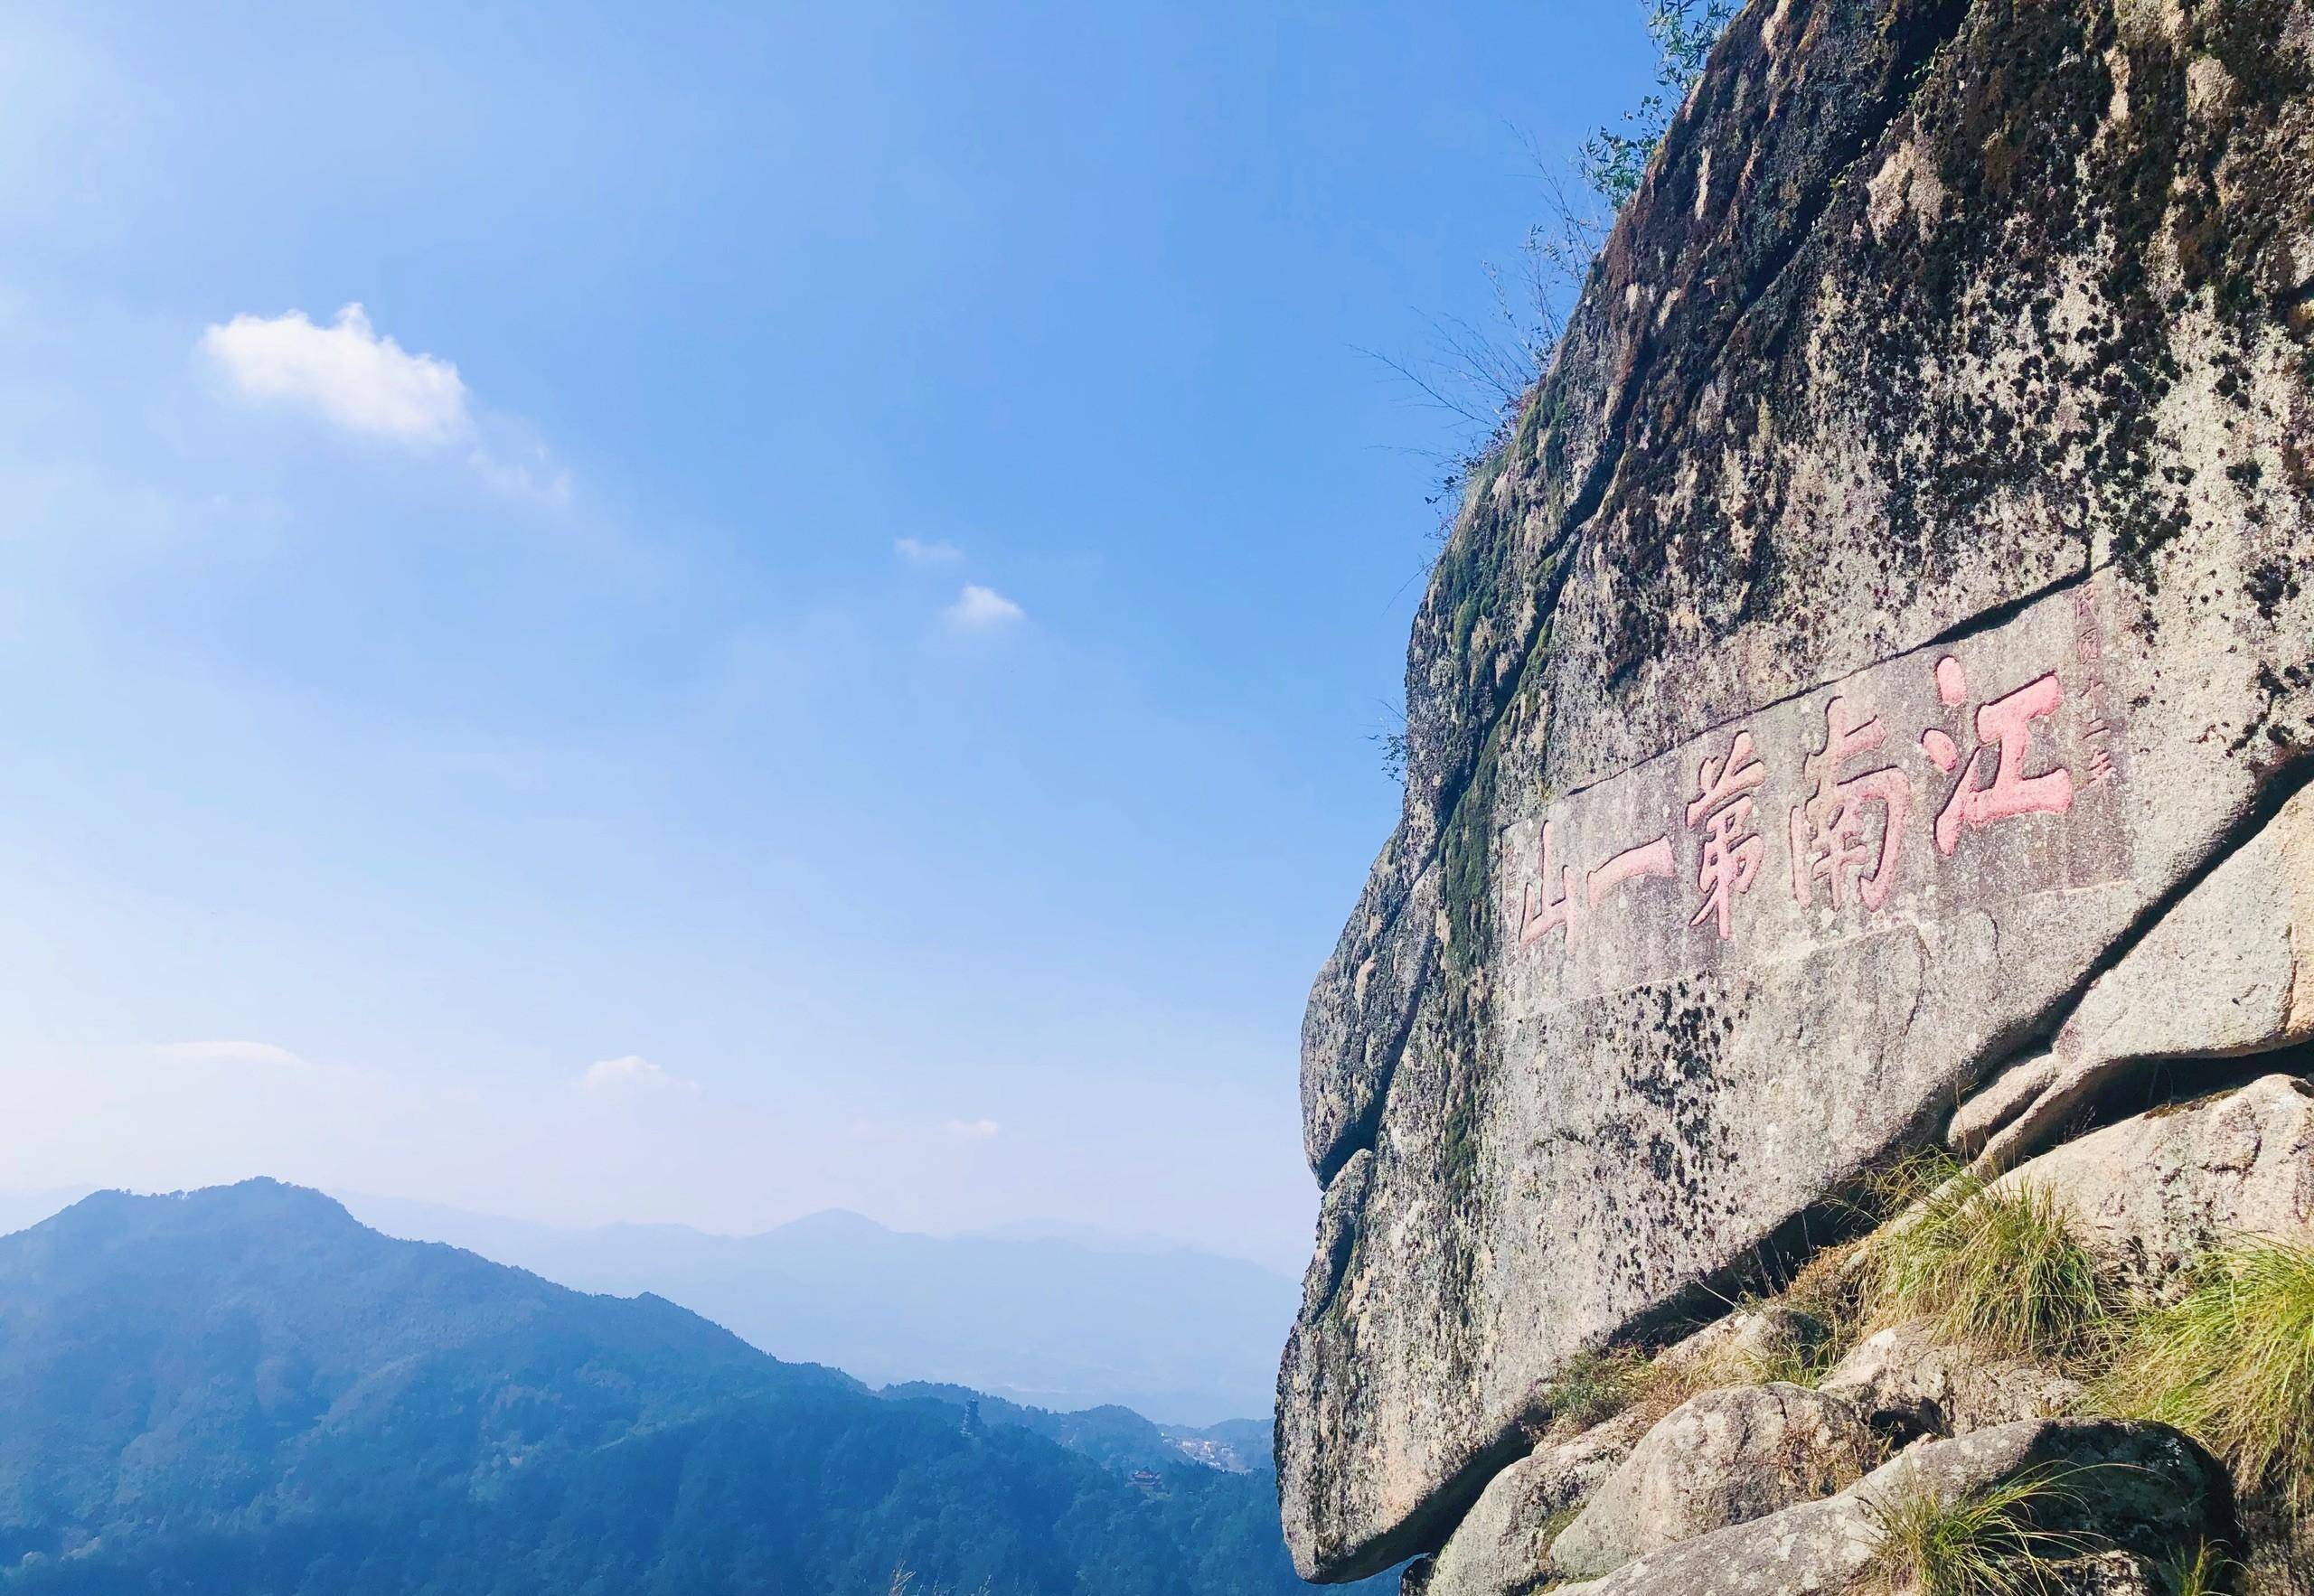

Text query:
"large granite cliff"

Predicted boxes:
[[1282, 0, 2314, 1585]]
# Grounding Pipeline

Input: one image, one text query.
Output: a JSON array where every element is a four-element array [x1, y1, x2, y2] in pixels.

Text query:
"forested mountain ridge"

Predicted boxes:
[[0, 1180, 1370, 1595]]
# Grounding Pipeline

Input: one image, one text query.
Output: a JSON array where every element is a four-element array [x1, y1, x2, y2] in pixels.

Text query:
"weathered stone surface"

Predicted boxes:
[[1549, 1385, 1879, 1579], [1818, 1319, 2083, 1437], [2046, 1552, 2163, 1596], [1956, 786, 2314, 1170], [1415, 1408, 1655, 1596], [1655, 1305, 1823, 1386], [1403, 1308, 1830, 1596], [1548, 1421, 2226, 1596], [1303, 850, 1441, 1177], [1991, 1071, 2314, 1287], [1282, 0, 2314, 1571]]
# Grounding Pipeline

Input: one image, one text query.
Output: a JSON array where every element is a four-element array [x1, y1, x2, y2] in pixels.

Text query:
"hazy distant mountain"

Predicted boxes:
[[879, 1383, 1273, 1474], [0, 1181, 1385, 1595], [0, 1190, 90, 1239], [335, 1192, 1297, 1427]]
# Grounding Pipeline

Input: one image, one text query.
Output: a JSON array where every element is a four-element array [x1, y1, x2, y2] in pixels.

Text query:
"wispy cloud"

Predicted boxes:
[[198, 303, 568, 502], [894, 536, 964, 567], [847, 1115, 1002, 1144], [578, 1055, 698, 1095], [144, 1039, 310, 1070], [943, 583, 1025, 633]]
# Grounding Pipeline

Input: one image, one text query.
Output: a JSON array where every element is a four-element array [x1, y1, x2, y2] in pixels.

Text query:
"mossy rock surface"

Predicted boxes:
[[1284, 0, 2314, 1578]]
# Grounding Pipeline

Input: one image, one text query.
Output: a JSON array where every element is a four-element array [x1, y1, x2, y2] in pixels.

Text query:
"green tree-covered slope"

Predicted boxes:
[[0, 1180, 1369, 1595]]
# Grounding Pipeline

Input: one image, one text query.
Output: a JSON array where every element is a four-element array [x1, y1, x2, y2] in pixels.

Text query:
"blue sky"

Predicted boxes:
[[0, 0, 1653, 1272]]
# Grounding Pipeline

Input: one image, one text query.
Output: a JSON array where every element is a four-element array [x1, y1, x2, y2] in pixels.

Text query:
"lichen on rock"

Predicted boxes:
[[1279, 0, 2314, 1582]]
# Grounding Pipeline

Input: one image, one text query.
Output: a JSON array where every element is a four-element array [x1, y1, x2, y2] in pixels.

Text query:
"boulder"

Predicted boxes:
[[1955, 787, 2314, 1171], [1653, 1304, 1824, 1388], [1415, 1407, 1655, 1596], [1280, 0, 2314, 1570], [1990, 1072, 2314, 1289], [1549, 1421, 2227, 1596], [1818, 1319, 2083, 1439], [1547, 1385, 1879, 1579], [1411, 1308, 1831, 1596]]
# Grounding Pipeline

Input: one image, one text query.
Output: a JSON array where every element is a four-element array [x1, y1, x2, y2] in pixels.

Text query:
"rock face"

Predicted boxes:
[[1407, 1407, 1654, 1596], [1817, 1319, 2083, 1438], [1952, 788, 2314, 1169], [1994, 1071, 2314, 1286], [1280, 0, 2314, 1579], [1547, 1384, 1880, 1579], [1548, 1420, 2225, 1596]]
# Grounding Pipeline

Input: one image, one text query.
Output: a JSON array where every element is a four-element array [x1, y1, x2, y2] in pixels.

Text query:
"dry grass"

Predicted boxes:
[[2100, 1236, 2314, 1497], [1864, 1466, 2107, 1596], [1541, 1347, 1683, 1433], [2158, 1540, 2234, 1596], [1861, 1155, 2113, 1363]]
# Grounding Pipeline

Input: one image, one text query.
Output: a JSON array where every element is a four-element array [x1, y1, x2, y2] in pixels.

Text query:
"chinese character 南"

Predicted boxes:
[[1919, 657, 2074, 856], [1687, 729, 1765, 939], [1789, 694, 1912, 911]]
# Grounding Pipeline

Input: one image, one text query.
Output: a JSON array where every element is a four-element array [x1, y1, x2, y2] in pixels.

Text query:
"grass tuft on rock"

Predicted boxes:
[[1864, 1156, 2112, 1362], [1539, 1343, 1722, 1435], [1864, 1466, 2104, 1596], [2157, 1540, 2233, 1596], [2101, 1235, 2314, 1496], [1541, 1348, 1665, 1432]]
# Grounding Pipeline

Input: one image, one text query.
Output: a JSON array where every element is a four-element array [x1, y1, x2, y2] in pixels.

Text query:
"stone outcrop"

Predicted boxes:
[[1952, 788, 2314, 1169], [1280, 0, 2314, 1579], [1547, 1384, 1880, 1579], [1403, 1408, 1654, 1596], [1547, 1421, 2225, 1596], [1993, 1071, 2314, 1287], [1394, 1306, 1832, 1596], [1817, 1319, 2083, 1438]]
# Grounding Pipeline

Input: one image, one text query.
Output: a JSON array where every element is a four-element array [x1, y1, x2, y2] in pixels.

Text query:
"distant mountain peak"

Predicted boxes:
[[771, 1207, 891, 1238], [45, 1177, 362, 1236]]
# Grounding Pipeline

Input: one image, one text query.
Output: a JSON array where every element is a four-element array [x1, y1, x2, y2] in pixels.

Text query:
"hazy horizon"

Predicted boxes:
[[0, 1175, 1307, 1275]]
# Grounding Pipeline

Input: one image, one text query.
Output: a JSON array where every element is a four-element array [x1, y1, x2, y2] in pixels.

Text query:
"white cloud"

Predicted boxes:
[[144, 1039, 310, 1069], [578, 1055, 698, 1095], [894, 536, 964, 567], [199, 304, 470, 446], [944, 584, 1025, 633], [198, 302, 565, 502], [941, 1117, 1002, 1141]]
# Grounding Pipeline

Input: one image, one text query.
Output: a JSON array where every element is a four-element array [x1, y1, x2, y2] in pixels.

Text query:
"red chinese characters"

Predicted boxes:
[[1518, 643, 2096, 981], [1919, 657, 2074, 856], [1788, 695, 1912, 911], [1518, 819, 1583, 949], [1519, 821, 1674, 951], [1686, 729, 1765, 939]]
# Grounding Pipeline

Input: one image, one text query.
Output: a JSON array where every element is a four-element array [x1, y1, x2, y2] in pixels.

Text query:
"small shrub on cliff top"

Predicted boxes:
[[2101, 1235, 2314, 1496], [1864, 1466, 2105, 1596], [1864, 1155, 2112, 1362]]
